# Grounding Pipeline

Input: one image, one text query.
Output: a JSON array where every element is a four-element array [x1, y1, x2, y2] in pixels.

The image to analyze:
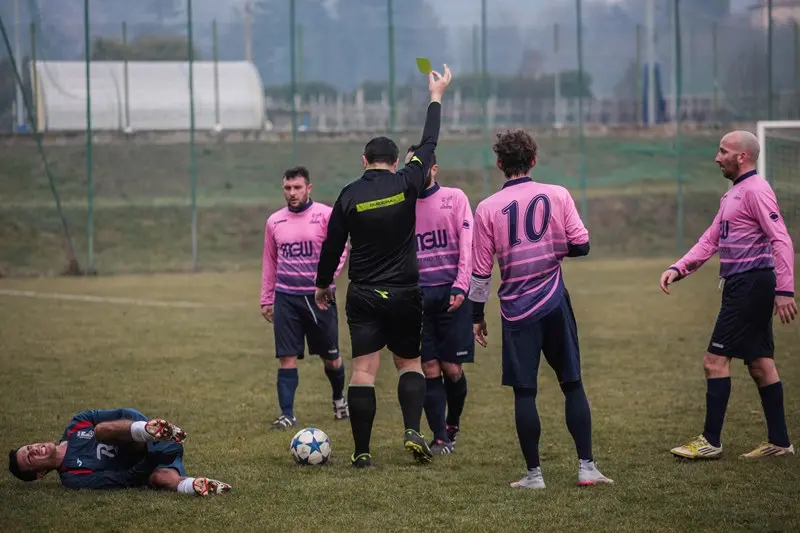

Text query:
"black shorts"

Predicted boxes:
[[501, 292, 581, 389], [273, 292, 339, 360], [345, 283, 422, 359], [421, 285, 474, 364], [708, 269, 775, 362]]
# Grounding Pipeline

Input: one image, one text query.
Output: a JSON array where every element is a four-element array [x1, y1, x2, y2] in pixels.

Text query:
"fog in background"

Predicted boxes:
[[0, 0, 795, 103]]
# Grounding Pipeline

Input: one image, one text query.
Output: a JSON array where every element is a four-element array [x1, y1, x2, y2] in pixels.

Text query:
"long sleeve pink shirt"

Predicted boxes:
[[670, 171, 795, 296], [414, 183, 474, 294], [260, 201, 347, 306], [470, 177, 589, 322]]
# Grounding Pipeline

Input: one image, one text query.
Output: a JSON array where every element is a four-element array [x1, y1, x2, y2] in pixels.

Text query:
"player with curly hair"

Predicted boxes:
[[468, 129, 613, 489]]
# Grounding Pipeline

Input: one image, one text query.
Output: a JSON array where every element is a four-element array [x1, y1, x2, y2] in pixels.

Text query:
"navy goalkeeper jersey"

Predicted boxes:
[[58, 408, 184, 490]]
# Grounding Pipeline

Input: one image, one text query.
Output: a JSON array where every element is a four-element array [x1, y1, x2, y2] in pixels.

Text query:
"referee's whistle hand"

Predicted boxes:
[[774, 295, 798, 324], [315, 287, 333, 311]]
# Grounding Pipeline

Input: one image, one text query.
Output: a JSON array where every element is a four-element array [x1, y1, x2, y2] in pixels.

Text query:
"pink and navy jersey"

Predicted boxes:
[[58, 409, 182, 490], [670, 171, 795, 296], [261, 201, 348, 306], [415, 183, 474, 293], [469, 177, 589, 323]]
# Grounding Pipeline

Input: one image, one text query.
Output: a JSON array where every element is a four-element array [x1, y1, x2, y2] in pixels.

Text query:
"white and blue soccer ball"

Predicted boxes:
[[290, 427, 331, 465]]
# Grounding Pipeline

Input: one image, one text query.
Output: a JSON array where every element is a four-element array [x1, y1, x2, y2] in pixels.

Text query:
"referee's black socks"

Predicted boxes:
[[348, 384, 376, 456], [398, 371, 426, 433]]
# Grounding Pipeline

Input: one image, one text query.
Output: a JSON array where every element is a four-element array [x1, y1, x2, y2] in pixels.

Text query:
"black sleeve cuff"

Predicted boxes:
[[567, 242, 590, 257], [451, 287, 466, 297], [776, 291, 795, 297], [472, 301, 485, 324]]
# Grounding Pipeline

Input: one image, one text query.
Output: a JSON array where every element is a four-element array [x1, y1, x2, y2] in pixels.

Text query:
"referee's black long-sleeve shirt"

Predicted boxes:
[[315, 102, 442, 289]]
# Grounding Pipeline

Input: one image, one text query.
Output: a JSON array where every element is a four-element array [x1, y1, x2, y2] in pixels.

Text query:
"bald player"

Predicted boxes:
[[660, 130, 797, 460]]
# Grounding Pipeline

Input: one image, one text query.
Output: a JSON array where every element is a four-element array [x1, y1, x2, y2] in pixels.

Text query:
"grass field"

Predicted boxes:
[[1, 258, 799, 532]]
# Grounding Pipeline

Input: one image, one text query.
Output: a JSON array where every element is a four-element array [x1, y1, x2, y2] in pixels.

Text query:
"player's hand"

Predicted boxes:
[[315, 287, 334, 311], [774, 295, 798, 324], [659, 269, 681, 295], [447, 293, 465, 313], [473, 320, 488, 348], [145, 419, 186, 443], [261, 305, 274, 323], [429, 64, 452, 101]]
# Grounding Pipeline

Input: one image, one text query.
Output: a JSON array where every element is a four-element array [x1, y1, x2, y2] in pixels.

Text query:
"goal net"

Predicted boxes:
[[757, 121, 800, 246]]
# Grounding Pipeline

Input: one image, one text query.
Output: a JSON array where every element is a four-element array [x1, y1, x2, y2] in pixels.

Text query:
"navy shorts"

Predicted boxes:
[[708, 269, 775, 362], [501, 291, 581, 389], [273, 291, 339, 360], [149, 441, 187, 476], [421, 285, 475, 364], [345, 283, 422, 359]]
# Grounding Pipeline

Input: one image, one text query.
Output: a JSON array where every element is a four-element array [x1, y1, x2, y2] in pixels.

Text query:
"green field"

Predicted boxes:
[[1, 258, 799, 532], [1, 134, 750, 276]]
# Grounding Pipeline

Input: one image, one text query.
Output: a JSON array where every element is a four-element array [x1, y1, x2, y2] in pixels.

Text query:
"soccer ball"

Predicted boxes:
[[289, 427, 331, 465]]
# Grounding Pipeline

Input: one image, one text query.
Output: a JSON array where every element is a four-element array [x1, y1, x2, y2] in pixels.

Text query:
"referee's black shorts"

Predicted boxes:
[[708, 269, 775, 363], [345, 283, 422, 359]]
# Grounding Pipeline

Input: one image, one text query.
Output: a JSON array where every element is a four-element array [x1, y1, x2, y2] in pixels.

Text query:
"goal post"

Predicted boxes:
[[756, 120, 800, 182], [756, 120, 800, 244]]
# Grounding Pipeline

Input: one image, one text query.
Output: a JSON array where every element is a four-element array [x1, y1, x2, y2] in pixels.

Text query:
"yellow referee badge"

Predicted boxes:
[[416, 57, 432, 74]]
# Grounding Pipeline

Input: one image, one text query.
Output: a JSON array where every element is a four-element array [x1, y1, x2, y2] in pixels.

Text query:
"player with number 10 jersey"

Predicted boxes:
[[468, 129, 612, 490]]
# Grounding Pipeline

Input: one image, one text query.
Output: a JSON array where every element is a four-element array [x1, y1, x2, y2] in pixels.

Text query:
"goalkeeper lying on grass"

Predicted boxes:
[[8, 408, 231, 496]]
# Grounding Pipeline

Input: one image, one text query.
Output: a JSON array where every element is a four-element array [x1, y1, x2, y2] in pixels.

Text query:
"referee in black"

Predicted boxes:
[[314, 65, 453, 468]]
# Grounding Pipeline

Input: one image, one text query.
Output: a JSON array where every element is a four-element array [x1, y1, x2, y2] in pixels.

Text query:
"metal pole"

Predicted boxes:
[[14, 0, 23, 129], [554, 23, 561, 128], [387, 0, 395, 134], [472, 25, 479, 74], [0, 15, 80, 273], [188, 0, 198, 270], [767, 0, 773, 120], [481, 0, 489, 198], [636, 23, 642, 126], [674, 0, 684, 253], [290, 0, 297, 164], [213, 19, 220, 127], [576, 0, 587, 216], [645, 0, 655, 126], [30, 21, 38, 132], [84, 0, 95, 274], [244, 0, 253, 63], [297, 23, 304, 88], [122, 21, 130, 131], [670, 0, 678, 122], [712, 23, 718, 124], [795, 21, 800, 108]]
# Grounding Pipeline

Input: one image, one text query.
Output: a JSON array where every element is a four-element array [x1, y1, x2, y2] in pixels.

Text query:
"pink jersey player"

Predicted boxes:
[[470, 178, 589, 323], [662, 131, 797, 461], [669, 171, 794, 295], [260, 167, 349, 432], [466, 130, 613, 489], [415, 183, 473, 292], [260, 200, 346, 306]]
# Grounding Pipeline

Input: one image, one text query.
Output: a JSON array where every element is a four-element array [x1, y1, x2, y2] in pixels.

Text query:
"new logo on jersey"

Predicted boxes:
[[440, 196, 454, 209], [311, 213, 324, 225], [280, 241, 314, 258], [416, 229, 449, 251]]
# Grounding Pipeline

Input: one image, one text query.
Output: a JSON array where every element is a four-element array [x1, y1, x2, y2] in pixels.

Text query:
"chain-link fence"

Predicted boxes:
[[1, 0, 798, 275]]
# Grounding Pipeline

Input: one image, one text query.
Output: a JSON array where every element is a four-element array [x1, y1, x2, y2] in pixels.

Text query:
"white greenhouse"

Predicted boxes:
[[30, 60, 266, 132]]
